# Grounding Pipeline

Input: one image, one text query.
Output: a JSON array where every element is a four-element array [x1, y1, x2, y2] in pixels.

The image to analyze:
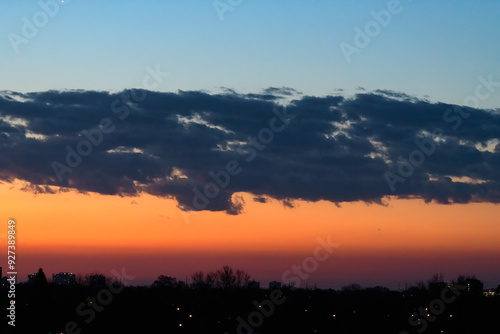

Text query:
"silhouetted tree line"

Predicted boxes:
[[150, 266, 251, 289], [190, 265, 251, 289], [2, 269, 499, 334]]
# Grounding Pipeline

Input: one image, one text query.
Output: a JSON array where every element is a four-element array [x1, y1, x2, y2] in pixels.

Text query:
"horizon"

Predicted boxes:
[[8, 265, 500, 291]]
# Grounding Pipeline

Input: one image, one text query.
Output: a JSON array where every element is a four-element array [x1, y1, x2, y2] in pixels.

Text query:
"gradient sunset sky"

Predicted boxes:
[[1, 0, 500, 289]]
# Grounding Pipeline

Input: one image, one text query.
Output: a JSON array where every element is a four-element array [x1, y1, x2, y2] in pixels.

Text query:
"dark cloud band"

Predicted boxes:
[[0, 88, 498, 214]]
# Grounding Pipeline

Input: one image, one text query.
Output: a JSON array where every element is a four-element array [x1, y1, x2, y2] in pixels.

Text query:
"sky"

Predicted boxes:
[[0, 0, 499, 289]]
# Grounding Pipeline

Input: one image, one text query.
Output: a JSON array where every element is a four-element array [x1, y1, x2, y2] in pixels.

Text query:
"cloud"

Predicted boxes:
[[0, 89, 499, 214], [20, 183, 57, 195], [282, 199, 296, 209], [253, 196, 268, 203], [261, 87, 302, 96]]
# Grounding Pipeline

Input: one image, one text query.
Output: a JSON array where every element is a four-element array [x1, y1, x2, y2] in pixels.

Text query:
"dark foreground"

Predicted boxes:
[[2, 283, 499, 333]]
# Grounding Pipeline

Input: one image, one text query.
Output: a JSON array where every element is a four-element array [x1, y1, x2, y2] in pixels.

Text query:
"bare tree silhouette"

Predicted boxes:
[[191, 266, 251, 289]]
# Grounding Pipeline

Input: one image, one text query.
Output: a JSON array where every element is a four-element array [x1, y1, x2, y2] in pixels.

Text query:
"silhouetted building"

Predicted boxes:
[[52, 272, 76, 285], [483, 289, 497, 297], [269, 281, 281, 289], [248, 280, 260, 289], [450, 276, 484, 295], [89, 274, 106, 287], [28, 273, 38, 284], [465, 278, 483, 295]]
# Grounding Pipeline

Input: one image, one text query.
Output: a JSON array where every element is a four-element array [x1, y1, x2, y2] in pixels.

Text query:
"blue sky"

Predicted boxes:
[[1, 0, 499, 108]]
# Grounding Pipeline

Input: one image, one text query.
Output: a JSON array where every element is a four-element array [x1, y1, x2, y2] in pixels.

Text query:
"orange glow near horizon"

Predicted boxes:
[[2, 179, 500, 287]]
